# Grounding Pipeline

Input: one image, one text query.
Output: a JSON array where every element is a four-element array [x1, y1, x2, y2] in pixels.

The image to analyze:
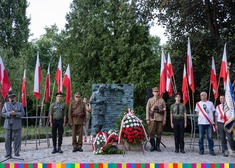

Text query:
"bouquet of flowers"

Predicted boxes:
[[118, 109, 147, 147], [93, 129, 122, 154], [92, 132, 107, 154]]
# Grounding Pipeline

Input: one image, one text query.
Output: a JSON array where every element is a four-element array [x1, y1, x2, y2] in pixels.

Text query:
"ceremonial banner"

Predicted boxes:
[[219, 43, 228, 90], [159, 50, 166, 96], [166, 53, 173, 96], [187, 37, 195, 93], [224, 73, 235, 134], [210, 57, 218, 99], [33, 52, 42, 99], [55, 56, 62, 93], [45, 64, 50, 103], [0, 56, 11, 99], [22, 69, 26, 107], [62, 64, 71, 105], [182, 64, 188, 105]]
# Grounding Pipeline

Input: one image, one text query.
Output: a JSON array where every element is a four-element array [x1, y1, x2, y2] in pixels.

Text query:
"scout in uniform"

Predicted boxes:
[[170, 93, 187, 153], [49, 92, 66, 154]]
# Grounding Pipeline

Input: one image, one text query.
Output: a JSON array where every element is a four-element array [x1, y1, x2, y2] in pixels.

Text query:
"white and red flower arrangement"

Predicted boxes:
[[118, 109, 147, 147]]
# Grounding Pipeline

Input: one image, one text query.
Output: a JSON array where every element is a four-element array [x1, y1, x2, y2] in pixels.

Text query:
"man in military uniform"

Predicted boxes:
[[2, 93, 25, 158], [49, 92, 66, 154], [89, 84, 107, 137], [146, 87, 166, 152], [68, 93, 86, 152], [170, 93, 187, 153]]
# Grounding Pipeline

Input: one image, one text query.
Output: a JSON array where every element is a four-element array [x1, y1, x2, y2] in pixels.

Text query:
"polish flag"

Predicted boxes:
[[33, 52, 42, 99], [159, 50, 166, 96], [182, 64, 189, 105], [22, 69, 26, 107], [0, 57, 11, 99], [187, 37, 195, 93], [219, 43, 228, 90], [166, 53, 173, 96], [55, 56, 62, 93], [45, 64, 50, 103], [210, 57, 218, 99], [63, 64, 71, 105]]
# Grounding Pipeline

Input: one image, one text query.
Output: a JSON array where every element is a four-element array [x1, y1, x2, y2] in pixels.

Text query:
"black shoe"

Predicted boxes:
[[180, 149, 185, 153], [199, 151, 204, 155], [175, 149, 179, 153], [72, 148, 77, 152], [150, 146, 155, 152], [5, 154, 11, 158], [77, 147, 83, 152], [52, 148, 57, 154], [210, 151, 216, 156], [58, 148, 63, 153], [15, 153, 20, 157], [156, 146, 161, 152]]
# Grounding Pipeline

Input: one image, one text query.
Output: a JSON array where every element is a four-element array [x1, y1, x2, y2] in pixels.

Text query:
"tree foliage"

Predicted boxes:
[[0, 0, 30, 57], [64, 0, 161, 109]]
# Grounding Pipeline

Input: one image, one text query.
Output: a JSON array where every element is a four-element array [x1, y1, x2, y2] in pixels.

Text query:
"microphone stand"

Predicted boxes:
[[0, 107, 24, 163]]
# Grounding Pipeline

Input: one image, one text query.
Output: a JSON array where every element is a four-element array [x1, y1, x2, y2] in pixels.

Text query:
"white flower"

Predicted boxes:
[[126, 125, 129, 128], [130, 124, 133, 127]]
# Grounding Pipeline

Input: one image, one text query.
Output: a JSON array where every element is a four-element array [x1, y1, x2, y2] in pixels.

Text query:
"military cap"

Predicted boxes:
[[74, 92, 80, 97], [8, 93, 16, 97], [55, 92, 62, 96], [152, 87, 159, 92]]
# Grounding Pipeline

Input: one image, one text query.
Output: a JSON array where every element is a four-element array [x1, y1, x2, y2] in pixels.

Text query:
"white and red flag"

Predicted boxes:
[[219, 43, 228, 90], [45, 64, 50, 103], [166, 53, 173, 96], [63, 64, 71, 105], [33, 52, 42, 99], [55, 56, 62, 93], [22, 69, 26, 107], [159, 50, 166, 96], [187, 37, 195, 93], [0, 56, 11, 99], [210, 57, 218, 99], [182, 64, 189, 105]]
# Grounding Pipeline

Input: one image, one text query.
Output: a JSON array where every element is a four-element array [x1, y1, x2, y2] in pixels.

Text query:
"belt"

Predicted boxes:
[[173, 117, 184, 120], [53, 118, 63, 121]]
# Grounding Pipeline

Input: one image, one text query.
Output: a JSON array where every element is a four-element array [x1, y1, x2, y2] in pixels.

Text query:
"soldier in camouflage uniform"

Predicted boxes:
[[146, 87, 166, 152], [49, 92, 66, 154], [68, 93, 86, 152]]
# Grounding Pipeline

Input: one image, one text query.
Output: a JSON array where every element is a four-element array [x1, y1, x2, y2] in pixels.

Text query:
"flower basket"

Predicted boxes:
[[92, 129, 122, 154], [118, 109, 147, 151]]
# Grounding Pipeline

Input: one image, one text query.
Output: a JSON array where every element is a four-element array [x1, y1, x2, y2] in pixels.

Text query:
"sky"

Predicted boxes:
[[27, 0, 167, 44]]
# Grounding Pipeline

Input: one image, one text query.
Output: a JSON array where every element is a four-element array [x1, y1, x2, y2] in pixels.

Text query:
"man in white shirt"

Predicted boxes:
[[215, 95, 235, 157], [195, 92, 216, 156]]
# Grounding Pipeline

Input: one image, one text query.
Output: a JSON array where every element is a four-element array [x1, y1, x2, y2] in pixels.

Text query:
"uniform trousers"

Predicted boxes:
[[52, 119, 64, 148], [148, 120, 163, 138], [218, 122, 235, 152], [173, 118, 185, 150], [5, 127, 22, 155], [72, 124, 83, 148]]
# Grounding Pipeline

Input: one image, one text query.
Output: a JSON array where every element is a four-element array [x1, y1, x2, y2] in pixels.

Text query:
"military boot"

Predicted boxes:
[[150, 138, 155, 152], [58, 146, 63, 153], [155, 137, 161, 152], [51, 147, 57, 154]]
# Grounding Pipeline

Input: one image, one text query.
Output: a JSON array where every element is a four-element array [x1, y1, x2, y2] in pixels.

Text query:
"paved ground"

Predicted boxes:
[[0, 135, 234, 163]]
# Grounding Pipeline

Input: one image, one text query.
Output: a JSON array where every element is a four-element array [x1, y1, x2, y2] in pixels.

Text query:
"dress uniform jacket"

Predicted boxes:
[[68, 100, 86, 125], [2, 102, 25, 130], [146, 97, 166, 121]]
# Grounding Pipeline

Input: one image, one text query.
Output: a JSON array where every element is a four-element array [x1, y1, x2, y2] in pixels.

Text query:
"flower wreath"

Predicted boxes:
[[92, 132, 107, 154], [118, 108, 148, 148]]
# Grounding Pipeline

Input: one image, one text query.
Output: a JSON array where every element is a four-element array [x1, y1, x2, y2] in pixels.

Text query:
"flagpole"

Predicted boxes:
[[209, 80, 212, 101], [172, 75, 177, 93], [35, 99, 38, 150], [25, 93, 28, 146]]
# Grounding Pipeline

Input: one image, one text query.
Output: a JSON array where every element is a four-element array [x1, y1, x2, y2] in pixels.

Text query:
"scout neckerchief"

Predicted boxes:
[[218, 104, 228, 123], [196, 102, 216, 132]]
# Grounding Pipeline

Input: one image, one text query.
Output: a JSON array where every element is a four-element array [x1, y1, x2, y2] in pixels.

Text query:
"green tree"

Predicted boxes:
[[0, 0, 30, 57], [64, 0, 161, 110]]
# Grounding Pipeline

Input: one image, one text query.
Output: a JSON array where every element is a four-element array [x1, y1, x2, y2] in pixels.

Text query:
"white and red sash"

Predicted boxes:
[[218, 104, 228, 123], [196, 102, 216, 132]]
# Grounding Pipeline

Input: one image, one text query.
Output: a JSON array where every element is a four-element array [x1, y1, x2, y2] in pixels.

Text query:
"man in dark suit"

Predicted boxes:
[[2, 93, 25, 158]]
